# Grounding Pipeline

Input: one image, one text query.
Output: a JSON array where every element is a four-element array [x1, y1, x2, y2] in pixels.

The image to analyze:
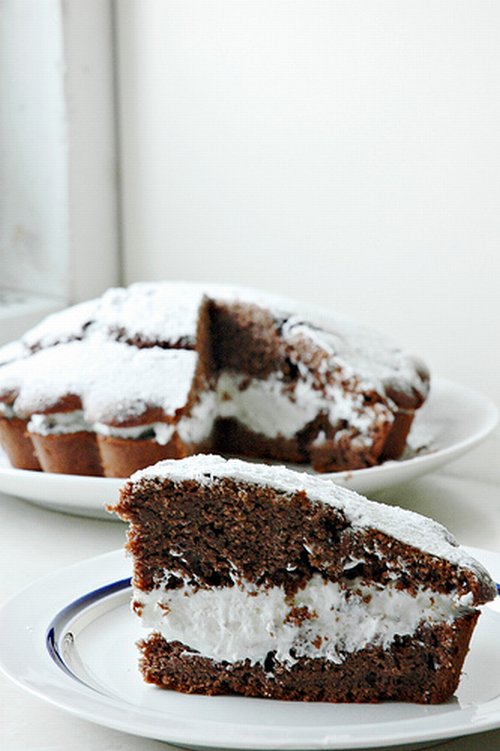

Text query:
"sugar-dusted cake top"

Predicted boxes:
[[96, 283, 208, 346], [0, 339, 198, 424], [10, 282, 428, 404], [282, 314, 428, 404], [0, 340, 25, 367], [0, 281, 429, 442], [20, 282, 261, 351], [22, 299, 100, 351], [132, 454, 494, 588]]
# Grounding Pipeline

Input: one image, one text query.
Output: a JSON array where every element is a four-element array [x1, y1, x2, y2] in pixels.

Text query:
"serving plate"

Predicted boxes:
[[0, 378, 496, 519], [0, 546, 499, 749]]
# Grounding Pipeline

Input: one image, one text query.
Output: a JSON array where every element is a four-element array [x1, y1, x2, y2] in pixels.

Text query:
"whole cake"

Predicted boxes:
[[0, 282, 429, 477], [113, 454, 496, 703]]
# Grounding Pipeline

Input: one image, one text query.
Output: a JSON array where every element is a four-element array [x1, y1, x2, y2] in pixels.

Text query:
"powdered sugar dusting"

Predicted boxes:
[[0, 340, 25, 367], [133, 454, 493, 585], [20, 281, 428, 407], [282, 317, 428, 403], [1, 339, 198, 424], [97, 283, 207, 345], [22, 299, 99, 350], [95, 281, 295, 346]]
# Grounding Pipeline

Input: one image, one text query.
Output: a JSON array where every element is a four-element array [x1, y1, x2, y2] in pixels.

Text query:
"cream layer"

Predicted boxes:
[[26, 390, 218, 446], [0, 403, 16, 418], [24, 369, 390, 446], [28, 411, 91, 435], [135, 573, 474, 667], [216, 371, 392, 442]]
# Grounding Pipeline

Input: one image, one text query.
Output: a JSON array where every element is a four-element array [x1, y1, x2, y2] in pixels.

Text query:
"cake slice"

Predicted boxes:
[[113, 454, 496, 704]]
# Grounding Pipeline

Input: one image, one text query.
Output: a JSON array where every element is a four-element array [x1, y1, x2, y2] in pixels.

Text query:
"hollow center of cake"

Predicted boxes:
[[136, 573, 474, 667]]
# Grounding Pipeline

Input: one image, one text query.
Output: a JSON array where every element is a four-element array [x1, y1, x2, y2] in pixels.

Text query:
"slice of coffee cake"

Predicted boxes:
[[113, 455, 496, 703]]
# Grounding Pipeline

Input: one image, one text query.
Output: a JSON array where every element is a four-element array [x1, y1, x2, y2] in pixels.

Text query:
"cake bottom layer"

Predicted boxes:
[[214, 417, 396, 472], [0, 416, 41, 470], [139, 612, 478, 704], [30, 432, 103, 476], [96, 434, 191, 478], [380, 410, 415, 462]]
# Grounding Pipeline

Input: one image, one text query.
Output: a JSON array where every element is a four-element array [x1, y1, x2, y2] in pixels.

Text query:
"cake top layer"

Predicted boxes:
[[96, 283, 208, 346], [8, 281, 428, 408], [132, 454, 494, 587], [282, 315, 427, 403], [20, 283, 242, 352], [0, 339, 198, 424]]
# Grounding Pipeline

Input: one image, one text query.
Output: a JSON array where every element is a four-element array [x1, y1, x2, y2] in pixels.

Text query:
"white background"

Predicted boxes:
[[117, 0, 500, 405]]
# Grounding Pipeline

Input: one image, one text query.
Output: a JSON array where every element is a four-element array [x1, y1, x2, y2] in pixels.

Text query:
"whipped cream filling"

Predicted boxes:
[[21, 370, 391, 445], [0, 403, 16, 419], [94, 421, 176, 445], [28, 410, 92, 435], [136, 573, 474, 667], [27, 410, 175, 443], [216, 371, 392, 441], [96, 390, 217, 445], [26, 390, 218, 445], [217, 372, 318, 439], [27, 410, 175, 442], [176, 390, 218, 444]]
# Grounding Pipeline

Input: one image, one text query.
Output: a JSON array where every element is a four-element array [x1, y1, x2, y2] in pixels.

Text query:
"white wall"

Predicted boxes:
[[0, 0, 120, 304], [0, 0, 68, 299], [117, 1, 500, 404]]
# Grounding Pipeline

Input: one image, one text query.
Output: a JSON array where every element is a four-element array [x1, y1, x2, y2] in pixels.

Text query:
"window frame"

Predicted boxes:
[[0, 0, 121, 344]]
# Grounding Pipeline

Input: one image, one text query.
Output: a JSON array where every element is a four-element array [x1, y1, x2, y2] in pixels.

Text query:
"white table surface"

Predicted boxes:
[[1, 430, 499, 751]]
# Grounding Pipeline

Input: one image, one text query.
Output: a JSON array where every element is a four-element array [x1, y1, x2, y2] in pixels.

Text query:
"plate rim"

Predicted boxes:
[[0, 377, 497, 520], [1, 546, 500, 749]]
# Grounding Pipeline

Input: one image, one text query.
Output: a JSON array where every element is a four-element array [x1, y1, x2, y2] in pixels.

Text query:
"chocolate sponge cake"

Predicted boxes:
[[0, 282, 429, 477], [113, 454, 496, 704]]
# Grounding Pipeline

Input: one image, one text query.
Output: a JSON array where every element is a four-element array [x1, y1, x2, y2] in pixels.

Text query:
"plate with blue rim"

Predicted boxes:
[[1, 546, 500, 749]]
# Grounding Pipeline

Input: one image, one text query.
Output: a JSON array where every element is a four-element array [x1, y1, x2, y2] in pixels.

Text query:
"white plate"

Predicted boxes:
[[0, 377, 497, 519], [1, 547, 500, 750]]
